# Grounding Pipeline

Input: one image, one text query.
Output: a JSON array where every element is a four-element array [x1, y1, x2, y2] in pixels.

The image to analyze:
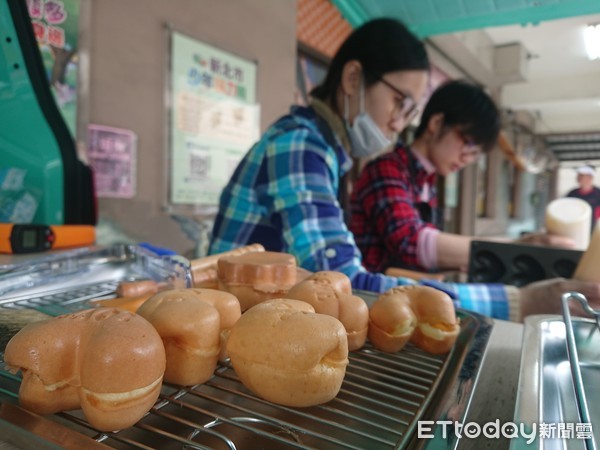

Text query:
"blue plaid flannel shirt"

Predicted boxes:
[[208, 105, 512, 320]]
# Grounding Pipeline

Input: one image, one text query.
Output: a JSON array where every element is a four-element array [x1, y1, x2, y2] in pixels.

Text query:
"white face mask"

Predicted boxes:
[[344, 81, 392, 158]]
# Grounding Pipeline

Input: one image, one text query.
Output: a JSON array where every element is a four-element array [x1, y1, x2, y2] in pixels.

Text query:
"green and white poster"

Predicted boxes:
[[27, 0, 80, 137], [168, 31, 259, 210]]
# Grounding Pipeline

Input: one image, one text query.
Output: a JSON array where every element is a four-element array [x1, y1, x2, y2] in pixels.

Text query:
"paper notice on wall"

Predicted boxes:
[[168, 31, 259, 208], [176, 93, 259, 146], [87, 124, 137, 198]]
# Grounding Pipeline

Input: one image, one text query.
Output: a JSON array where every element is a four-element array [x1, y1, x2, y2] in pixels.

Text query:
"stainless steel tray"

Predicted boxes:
[[0, 286, 493, 449], [511, 315, 600, 450], [0, 244, 192, 307]]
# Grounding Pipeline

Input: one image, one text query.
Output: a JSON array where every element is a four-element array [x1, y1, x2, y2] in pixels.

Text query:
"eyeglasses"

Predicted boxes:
[[454, 129, 482, 158], [379, 78, 419, 122]]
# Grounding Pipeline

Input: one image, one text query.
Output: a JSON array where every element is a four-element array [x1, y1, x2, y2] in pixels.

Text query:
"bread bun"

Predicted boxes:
[[368, 293, 417, 353], [137, 288, 241, 385], [188, 288, 242, 361], [368, 286, 460, 354], [309, 270, 352, 294], [286, 271, 369, 351], [217, 252, 298, 311], [295, 267, 314, 283], [338, 293, 369, 351], [227, 299, 348, 407], [90, 293, 154, 313], [190, 243, 265, 284], [4, 308, 165, 431], [192, 268, 219, 289], [116, 280, 159, 298]]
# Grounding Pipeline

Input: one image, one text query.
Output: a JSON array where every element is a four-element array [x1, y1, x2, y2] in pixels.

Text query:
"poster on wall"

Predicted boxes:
[[27, 0, 80, 137], [87, 125, 137, 198], [168, 30, 259, 212]]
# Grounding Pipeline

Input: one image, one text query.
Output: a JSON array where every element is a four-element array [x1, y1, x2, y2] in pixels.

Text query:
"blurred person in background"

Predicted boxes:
[[567, 164, 600, 232]]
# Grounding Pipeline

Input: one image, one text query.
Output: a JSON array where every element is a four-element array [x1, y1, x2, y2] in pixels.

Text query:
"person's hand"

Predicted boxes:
[[518, 278, 600, 320], [517, 232, 575, 249]]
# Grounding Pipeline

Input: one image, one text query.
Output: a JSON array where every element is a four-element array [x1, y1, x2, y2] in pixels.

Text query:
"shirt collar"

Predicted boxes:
[[410, 147, 436, 175], [308, 97, 353, 175], [395, 144, 437, 188]]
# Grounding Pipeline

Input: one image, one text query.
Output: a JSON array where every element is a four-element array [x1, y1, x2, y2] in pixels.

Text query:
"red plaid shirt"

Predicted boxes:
[[349, 144, 438, 272]]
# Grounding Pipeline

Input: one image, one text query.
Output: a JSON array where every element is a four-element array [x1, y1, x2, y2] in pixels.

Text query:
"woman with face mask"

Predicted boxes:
[[209, 18, 430, 293], [209, 20, 600, 322]]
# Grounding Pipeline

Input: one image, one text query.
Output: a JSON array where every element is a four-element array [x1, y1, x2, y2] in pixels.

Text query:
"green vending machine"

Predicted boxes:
[[0, 0, 96, 225]]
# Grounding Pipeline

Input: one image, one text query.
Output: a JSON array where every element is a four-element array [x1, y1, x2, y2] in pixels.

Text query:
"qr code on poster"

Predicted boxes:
[[189, 153, 211, 179]]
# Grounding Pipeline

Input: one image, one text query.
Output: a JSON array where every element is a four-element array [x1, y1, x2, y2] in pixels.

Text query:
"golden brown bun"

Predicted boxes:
[[309, 271, 352, 294], [368, 293, 417, 353], [192, 268, 219, 289], [295, 267, 314, 283], [190, 244, 265, 279], [189, 288, 241, 361], [227, 299, 348, 407], [369, 286, 460, 354], [410, 322, 460, 355], [218, 251, 297, 288], [17, 370, 80, 415], [338, 293, 369, 351], [4, 308, 165, 431], [90, 293, 153, 313], [116, 280, 159, 298], [80, 377, 162, 432], [286, 271, 369, 351], [137, 289, 241, 384], [217, 252, 297, 311], [187, 288, 242, 330], [216, 283, 288, 312], [286, 279, 339, 317]]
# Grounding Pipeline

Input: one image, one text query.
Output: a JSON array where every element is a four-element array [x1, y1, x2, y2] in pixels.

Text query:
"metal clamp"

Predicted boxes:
[[561, 291, 599, 450]]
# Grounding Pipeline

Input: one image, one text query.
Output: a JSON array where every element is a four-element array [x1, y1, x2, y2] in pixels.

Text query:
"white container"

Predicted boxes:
[[545, 197, 591, 251]]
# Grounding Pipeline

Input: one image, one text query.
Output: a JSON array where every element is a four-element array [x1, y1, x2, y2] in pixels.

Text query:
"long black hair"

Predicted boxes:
[[415, 80, 500, 152], [311, 18, 430, 112]]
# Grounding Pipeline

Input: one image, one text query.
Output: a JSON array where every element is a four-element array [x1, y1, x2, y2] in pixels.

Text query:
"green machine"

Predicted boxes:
[[0, 0, 95, 225]]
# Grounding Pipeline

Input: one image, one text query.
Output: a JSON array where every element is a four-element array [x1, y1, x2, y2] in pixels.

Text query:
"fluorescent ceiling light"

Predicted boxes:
[[584, 24, 600, 60]]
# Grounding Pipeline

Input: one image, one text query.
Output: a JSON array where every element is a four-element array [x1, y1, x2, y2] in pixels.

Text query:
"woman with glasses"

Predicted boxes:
[[209, 19, 599, 321], [350, 80, 572, 274], [210, 18, 430, 293]]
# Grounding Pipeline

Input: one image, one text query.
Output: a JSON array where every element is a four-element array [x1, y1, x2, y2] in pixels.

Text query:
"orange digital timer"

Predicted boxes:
[[0, 223, 96, 254]]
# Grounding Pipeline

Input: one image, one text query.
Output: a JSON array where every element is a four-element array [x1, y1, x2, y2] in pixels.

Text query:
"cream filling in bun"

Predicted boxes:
[[42, 379, 71, 392], [391, 318, 417, 337], [246, 358, 345, 379], [21, 370, 75, 392], [81, 376, 162, 403], [165, 339, 220, 358], [418, 322, 458, 340]]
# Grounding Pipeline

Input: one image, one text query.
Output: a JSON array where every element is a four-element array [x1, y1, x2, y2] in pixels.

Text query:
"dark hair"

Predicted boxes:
[[415, 80, 500, 153], [311, 18, 429, 110]]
